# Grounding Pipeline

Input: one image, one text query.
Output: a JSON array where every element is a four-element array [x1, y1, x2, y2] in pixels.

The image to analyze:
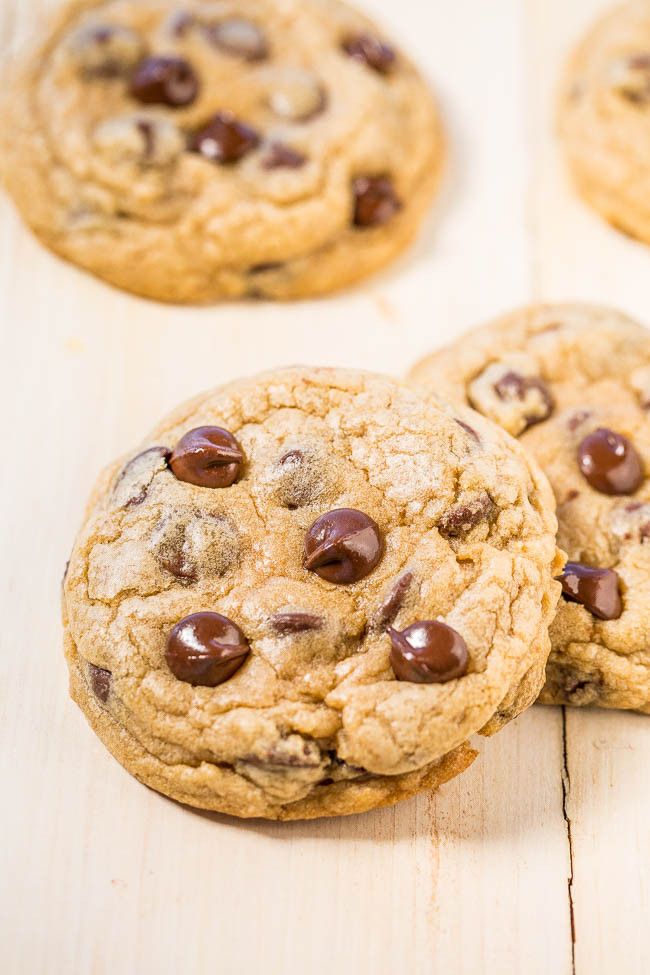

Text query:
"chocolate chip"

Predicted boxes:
[[389, 621, 469, 683], [189, 111, 260, 163], [577, 428, 644, 495], [557, 562, 622, 620], [493, 371, 554, 429], [88, 663, 112, 703], [438, 493, 496, 539], [374, 572, 414, 629], [270, 613, 324, 635], [130, 56, 199, 107], [165, 612, 250, 686], [136, 119, 155, 159], [342, 33, 396, 74], [304, 509, 384, 584], [353, 176, 401, 227], [261, 142, 307, 170], [169, 427, 244, 489], [206, 18, 268, 61], [113, 446, 170, 508]]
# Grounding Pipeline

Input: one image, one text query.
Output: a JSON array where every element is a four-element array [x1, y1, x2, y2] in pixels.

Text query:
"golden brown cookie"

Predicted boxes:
[[63, 367, 560, 819], [0, 0, 443, 302], [559, 1, 650, 242], [410, 304, 650, 713]]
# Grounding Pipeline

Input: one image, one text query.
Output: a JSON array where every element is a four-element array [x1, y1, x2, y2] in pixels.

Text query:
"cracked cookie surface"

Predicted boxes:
[[0, 0, 443, 303], [63, 367, 560, 819], [410, 303, 650, 713], [559, 0, 650, 243]]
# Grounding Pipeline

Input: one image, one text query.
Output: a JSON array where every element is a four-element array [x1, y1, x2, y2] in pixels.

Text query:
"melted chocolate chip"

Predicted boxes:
[[577, 428, 644, 495], [304, 509, 384, 584], [170, 427, 244, 489], [342, 33, 396, 74], [493, 371, 554, 428], [389, 621, 469, 684], [166, 612, 250, 686], [353, 176, 401, 227], [557, 562, 622, 620], [438, 493, 497, 539], [190, 112, 260, 163], [270, 613, 324, 635], [89, 663, 112, 703], [130, 56, 199, 107], [261, 142, 307, 170], [374, 572, 414, 629], [206, 18, 268, 62]]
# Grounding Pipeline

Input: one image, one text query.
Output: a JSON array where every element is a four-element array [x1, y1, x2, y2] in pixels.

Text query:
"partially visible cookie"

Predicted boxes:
[[410, 303, 650, 713], [559, 1, 650, 241], [63, 367, 560, 819], [0, 0, 443, 303]]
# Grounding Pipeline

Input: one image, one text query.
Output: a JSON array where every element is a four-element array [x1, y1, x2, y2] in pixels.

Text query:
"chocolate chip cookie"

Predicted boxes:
[[0, 0, 443, 303], [63, 367, 560, 819], [410, 304, 650, 713], [559, 1, 650, 242]]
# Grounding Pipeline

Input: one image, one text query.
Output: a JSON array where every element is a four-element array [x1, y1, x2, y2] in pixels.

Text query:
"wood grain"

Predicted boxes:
[[0, 1, 646, 972]]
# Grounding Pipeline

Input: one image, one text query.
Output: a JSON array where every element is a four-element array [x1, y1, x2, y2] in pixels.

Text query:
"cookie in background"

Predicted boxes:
[[559, 0, 650, 243], [0, 0, 444, 303], [409, 303, 650, 713]]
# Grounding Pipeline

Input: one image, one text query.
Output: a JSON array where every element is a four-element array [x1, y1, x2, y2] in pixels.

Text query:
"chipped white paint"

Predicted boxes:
[[0, 0, 648, 972]]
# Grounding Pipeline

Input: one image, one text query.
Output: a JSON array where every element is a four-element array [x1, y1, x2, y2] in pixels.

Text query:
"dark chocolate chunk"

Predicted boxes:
[[130, 56, 199, 107], [557, 562, 623, 620]]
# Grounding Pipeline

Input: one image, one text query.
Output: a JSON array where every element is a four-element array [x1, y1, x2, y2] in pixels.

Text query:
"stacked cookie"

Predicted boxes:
[[63, 367, 562, 819], [410, 305, 650, 713]]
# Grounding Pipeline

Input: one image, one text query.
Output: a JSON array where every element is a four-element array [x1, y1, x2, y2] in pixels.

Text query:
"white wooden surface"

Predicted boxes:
[[2, 1, 649, 972]]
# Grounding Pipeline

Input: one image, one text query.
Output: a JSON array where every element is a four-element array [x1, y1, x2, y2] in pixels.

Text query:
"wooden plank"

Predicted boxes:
[[527, 1, 650, 972], [0, 1, 574, 972]]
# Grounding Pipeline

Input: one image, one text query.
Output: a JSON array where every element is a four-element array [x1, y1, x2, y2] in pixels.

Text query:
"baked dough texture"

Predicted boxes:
[[0, 0, 443, 302], [559, 0, 650, 242], [63, 367, 560, 819], [410, 304, 650, 713]]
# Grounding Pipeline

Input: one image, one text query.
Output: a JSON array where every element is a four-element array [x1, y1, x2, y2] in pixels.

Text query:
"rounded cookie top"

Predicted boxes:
[[559, 1, 650, 242], [0, 0, 443, 303], [63, 367, 560, 819], [410, 303, 650, 712]]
